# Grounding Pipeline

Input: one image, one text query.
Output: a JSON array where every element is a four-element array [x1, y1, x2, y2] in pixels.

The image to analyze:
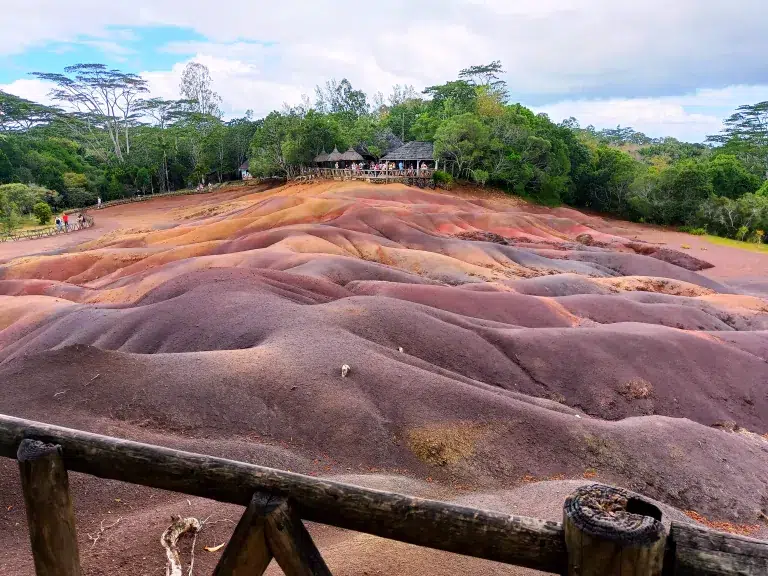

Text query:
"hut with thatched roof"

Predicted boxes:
[[340, 147, 364, 167], [380, 141, 436, 169], [313, 150, 329, 165], [326, 147, 343, 167]]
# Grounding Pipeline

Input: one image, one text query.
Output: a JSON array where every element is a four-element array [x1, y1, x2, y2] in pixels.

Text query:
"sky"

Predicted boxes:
[[1, 0, 767, 142]]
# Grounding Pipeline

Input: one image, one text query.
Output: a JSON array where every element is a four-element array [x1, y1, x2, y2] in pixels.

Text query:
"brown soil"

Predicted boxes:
[[0, 181, 766, 575]]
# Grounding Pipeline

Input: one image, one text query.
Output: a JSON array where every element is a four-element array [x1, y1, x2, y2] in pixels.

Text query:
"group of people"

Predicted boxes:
[[334, 161, 431, 172], [54, 212, 88, 232]]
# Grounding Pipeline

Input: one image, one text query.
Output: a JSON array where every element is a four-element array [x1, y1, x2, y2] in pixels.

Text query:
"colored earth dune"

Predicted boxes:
[[0, 181, 766, 575]]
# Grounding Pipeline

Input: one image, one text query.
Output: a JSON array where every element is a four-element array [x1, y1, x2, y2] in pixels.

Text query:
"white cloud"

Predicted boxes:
[[0, 78, 58, 105], [538, 85, 768, 141], [2, 0, 767, 139]]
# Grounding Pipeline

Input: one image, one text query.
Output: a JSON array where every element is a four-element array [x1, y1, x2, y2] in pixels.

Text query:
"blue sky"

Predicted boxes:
[[2, 0, 767, 141]]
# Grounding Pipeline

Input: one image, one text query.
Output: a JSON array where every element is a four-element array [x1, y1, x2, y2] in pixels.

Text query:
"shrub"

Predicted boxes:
[[33, 202, 52, 225], [471, 169, 489, 187], [679, 226, 706, 235], [433, 170, 454, 189]]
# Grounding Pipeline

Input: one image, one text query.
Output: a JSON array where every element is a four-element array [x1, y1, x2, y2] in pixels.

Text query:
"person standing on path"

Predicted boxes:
[[55, 216, 62, 232], [62, 213, 69, 231], [97, 196, 102, 209]]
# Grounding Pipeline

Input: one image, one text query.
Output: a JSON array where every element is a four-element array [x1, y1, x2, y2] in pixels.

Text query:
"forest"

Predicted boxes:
[[1, 61, 767, 243]]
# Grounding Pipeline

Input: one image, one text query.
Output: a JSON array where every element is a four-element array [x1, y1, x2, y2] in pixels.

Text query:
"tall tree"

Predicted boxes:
[[459, 61, 508, 100], [314, 79, 368, 118], [32, 64, 149, 161], [0, 91, 59, 132], [179, 62, 223, 118], [707, 101, 768, 178]]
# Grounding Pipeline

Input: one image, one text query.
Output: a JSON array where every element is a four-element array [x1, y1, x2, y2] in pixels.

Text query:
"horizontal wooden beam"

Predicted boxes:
[[0, 414, 566, 573], [669, 522, 768, 575]]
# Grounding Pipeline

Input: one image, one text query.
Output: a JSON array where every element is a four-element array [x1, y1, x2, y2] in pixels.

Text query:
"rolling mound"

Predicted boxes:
[[0, 181, 766, 574]]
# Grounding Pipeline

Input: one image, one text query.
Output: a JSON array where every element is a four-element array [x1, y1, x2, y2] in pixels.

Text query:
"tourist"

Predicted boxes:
[[97, 196, 102, 209], [335, 161, 339, 169], [399, 161, 403, 171], [62, 213, 69, 231], [55, 216, 62, 232]]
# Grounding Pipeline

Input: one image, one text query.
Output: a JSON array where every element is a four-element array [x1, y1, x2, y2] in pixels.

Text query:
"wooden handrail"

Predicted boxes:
[[0, 414, 566, 573], [1, 413, 766, 575]]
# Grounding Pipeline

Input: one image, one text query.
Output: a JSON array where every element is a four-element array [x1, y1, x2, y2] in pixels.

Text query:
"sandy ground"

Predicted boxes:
[[0, 181, 766, 575]]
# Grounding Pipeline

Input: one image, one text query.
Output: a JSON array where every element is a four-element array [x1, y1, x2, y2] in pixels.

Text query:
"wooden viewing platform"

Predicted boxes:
[[1, 414, 766, 575], [295, 168, 436, 187]]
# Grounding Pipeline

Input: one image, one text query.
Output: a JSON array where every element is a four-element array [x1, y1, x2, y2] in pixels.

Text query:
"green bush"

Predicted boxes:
[[471, 169, 489, 187], [33, 202, 52, 225], [678, 226, 706, 235], [433, 170, 454, 189]]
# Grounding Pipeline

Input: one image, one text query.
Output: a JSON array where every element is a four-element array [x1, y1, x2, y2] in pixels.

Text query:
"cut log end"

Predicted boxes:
[[563, 484, 665, 576], [17, 439, 61, 462], [564, 484, 664, 545]]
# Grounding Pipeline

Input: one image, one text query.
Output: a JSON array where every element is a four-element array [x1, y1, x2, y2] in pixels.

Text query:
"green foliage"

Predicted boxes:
[[33, 201, 52, 224], [0, 189, 21, 234], [434, 113, 489, 178], [2, 58, 768, 248], [678, 226, 707, 235], [0, 182, 52, 214], [706, 154, 760, 199], [432, 170, 453, 188], [471, 169, 489, 186]]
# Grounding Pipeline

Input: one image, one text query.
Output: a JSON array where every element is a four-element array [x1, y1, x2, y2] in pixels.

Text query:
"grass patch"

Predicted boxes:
[[703, 235, 768, 254], [17, 214, 52, 232], [407, 422, 486, 466]]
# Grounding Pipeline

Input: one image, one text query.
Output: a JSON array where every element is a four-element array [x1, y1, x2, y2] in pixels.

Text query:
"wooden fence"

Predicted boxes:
[[0, 215, 95, 243], [295, 168, 435, 188], [0, 414, 765, 575]]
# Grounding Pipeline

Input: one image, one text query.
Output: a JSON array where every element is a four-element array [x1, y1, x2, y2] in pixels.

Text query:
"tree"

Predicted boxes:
[[314, 79, 368, 118], [663, 160, 713, 224], [32, 64, 149, 161], [434, 113, 489, 177], [33, 201, 52, 224], [0, 189, 21, 234], [707, 101, 768, 178], [0, 183, 50, 214], [459, 61, 508, 100], [423, 80, 477, 118], [706, 154, 760, 199], [179, 62, 223, 118], [0, 91, 59, 132], [249, 111, 298, 177]]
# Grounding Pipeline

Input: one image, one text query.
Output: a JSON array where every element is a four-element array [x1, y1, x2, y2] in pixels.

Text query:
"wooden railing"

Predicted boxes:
[[0, 414, 765, 575], [295, 168, 435, 187], [0, 215, 95, 243]]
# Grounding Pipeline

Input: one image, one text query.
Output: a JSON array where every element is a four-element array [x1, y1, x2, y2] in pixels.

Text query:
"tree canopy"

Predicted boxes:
[[0, 59, 766, 244]]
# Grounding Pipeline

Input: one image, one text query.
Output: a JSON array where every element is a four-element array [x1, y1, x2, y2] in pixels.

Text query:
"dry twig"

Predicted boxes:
[[87, 516, 123, 548]]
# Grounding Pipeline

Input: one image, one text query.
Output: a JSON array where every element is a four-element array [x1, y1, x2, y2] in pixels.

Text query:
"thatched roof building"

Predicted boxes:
[[340, 147, 364, 162], [380, 141, 434, 163], [327, 147, 343, 163], [313, 150, 329, 163]]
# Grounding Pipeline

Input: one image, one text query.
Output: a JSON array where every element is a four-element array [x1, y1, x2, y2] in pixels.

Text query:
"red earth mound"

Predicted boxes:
[[0, 181, 766, 574]]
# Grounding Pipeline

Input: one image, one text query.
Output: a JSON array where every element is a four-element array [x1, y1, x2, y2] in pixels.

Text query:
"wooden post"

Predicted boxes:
[[17, 439, 82, 576], [262, 498, 332, 576], [215, 493, 331, 576], [213, 493, 273, 576], [563, 484, 665, 576]]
